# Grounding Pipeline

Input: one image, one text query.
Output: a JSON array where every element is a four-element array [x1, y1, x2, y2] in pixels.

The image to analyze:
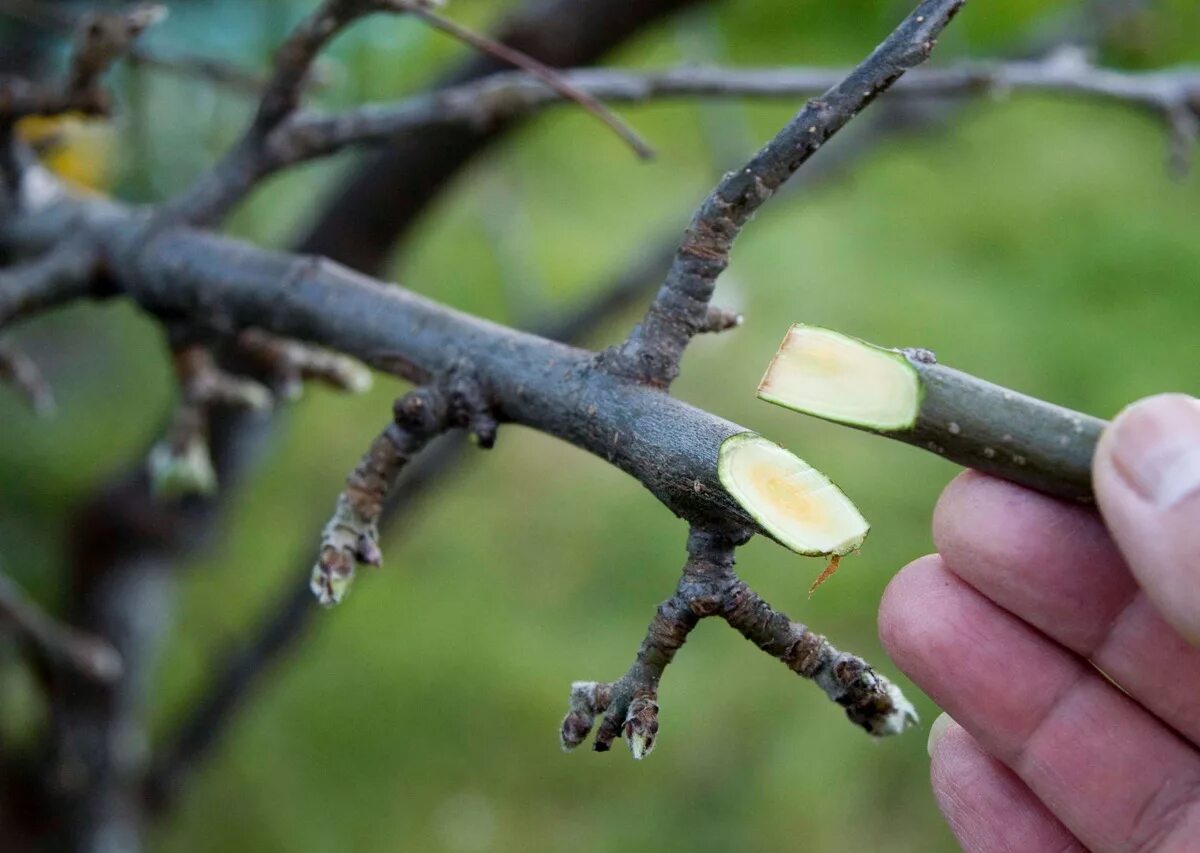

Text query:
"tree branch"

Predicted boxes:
[[277, 56, 1200, 163], [142, 240, 677, 812], [0, 339, 53, 414], [0, 570, 122, 685], [295, 0, 706, 273], [309, 376, 495, 606], [609, 0, 965, 387], [0, 0, 264, 94], [757, 325, 1107, 502], [561, 528, 917, 758], [0, 3, 164, 122], [0, 237, 102, 329], [163, 0, 651, 227]]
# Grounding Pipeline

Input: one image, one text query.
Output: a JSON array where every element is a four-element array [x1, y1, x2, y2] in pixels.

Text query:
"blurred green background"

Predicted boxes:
[[2, 0, 1199, 850]]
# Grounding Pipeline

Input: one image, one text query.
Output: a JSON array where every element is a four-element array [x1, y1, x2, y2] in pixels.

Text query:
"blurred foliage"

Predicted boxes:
[[15, 114, 116, 191], [0, 0, 1198, 851]]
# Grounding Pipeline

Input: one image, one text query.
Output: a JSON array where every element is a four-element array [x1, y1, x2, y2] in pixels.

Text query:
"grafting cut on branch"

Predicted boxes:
[[758, 325, 1107, 502], [561, 528, 917, 758]]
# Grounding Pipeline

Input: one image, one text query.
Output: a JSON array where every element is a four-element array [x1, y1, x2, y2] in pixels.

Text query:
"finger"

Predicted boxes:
[[1093, 393, 1200, 645], [928, 713, 1084, 853], [881, 556, 1200, 852], [933, 471, 1200, 745]]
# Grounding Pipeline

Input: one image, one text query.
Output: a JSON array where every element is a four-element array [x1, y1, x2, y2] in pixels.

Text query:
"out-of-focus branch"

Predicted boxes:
[[296, 0, 706, 273], [0, 0, 265, 93], [561, 528, 916, 759], [234, 328, 372, 400], [163, 0, 651, 226], [0, 238, 101, 329], [0, 338, 54, 414], [399, 2, 652, 160], [0, 570, 122, 684], [0, 3, 164, 121], [278, 55, 1200, 168], [147, 340, 273, 499], [0, 239, 102, 411], [610, 0, 965, 388]]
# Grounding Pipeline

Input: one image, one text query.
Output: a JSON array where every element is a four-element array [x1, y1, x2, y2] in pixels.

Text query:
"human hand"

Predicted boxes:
[[880, 393, 1200, 852]]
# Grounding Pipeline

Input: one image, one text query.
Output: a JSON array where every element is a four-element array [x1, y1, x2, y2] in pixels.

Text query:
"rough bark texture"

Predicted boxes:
[[612, 0, 965, 386], [561, 528, 917, 757]]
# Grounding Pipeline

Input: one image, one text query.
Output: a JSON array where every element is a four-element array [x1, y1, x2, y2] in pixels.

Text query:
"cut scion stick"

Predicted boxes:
[[757, 324, 1107, 502], [718, 433, 869, 558], [759, 325, 921, 430]]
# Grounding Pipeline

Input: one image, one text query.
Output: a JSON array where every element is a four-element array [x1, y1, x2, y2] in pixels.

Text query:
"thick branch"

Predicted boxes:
[[611, 0, 965, 386]]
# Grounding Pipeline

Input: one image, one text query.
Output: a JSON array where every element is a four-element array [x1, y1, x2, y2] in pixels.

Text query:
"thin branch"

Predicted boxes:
[[0, 570, 122, 684], [0, 240, 101, 330], [147, 340, 273, 499], [611, 0, 965, 387], [400, 2, 653, 160], [234, 328, 373, 401], [0, 3, 165, 122], [0, 0, 265, 94], [311, 373, 496, 606], [561, 528, 917, 758], [890, 349, 1105, 501], [162, 0, 652, 226], [281, 57, 1200, 156], [0, 339, 53, 415]]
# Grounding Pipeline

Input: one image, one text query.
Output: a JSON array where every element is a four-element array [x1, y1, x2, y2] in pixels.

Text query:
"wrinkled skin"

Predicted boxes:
[[881, 394, 1200, 852]]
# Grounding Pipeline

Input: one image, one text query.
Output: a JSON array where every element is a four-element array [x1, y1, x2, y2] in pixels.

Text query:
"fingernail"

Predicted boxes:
[[1108, 395, 1200, 509], [926, 711, 955, 758]]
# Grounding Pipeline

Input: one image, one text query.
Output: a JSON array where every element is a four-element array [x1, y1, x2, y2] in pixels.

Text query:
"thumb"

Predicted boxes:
[[1093, 393, 1200, 645]]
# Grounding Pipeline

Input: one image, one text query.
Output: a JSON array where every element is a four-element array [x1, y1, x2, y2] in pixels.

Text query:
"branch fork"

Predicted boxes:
[[561, 528, 917, 759]]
